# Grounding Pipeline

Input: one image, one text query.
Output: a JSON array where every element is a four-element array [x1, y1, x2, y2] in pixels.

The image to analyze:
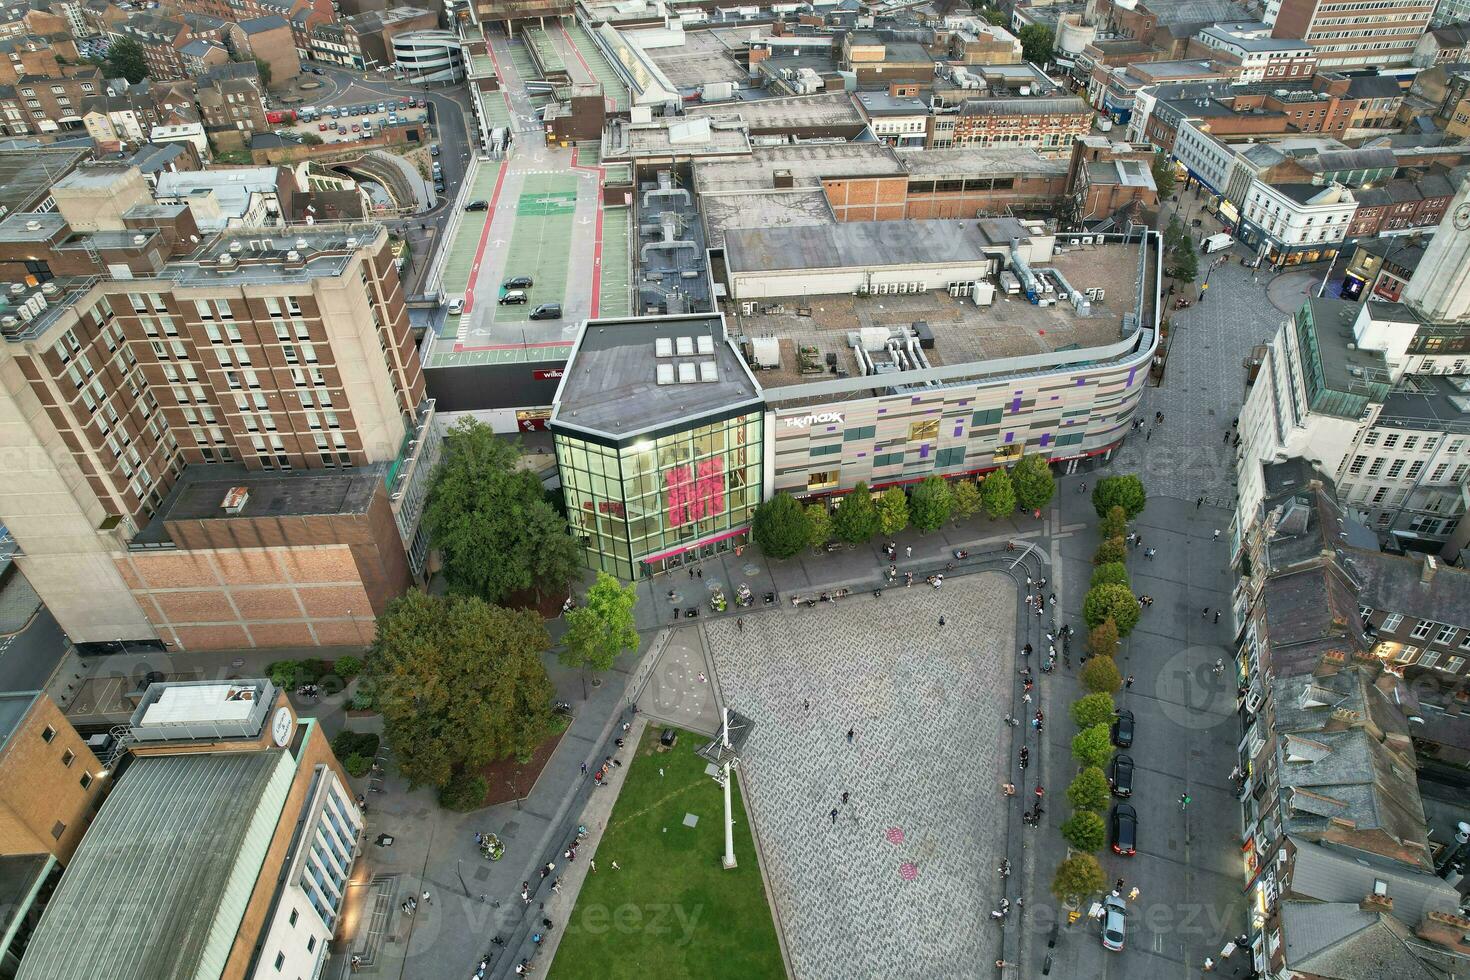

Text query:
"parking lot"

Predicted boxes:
[[276, 98, 430, 146]]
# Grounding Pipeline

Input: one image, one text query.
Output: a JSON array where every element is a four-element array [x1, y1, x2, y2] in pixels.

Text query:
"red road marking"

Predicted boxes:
[[461, 161, 509, 317], [561, 25, 608, 317], [456, 340, 574, 353]]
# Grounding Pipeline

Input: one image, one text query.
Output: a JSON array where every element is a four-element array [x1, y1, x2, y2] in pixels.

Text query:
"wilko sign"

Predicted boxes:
[[665, 458, 725, 527], [783, 412, 845, 429], [533, 368, 565, 380]]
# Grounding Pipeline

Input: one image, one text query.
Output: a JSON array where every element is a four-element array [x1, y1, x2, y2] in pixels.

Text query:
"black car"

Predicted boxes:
[[1112, 708, 1135, 748], [1110, 803, 1138, 856], [465, 200, 489, 211], [1108, 753, 1134, 798], [529, 303, 562, 320], [502, 276, 533, 289]]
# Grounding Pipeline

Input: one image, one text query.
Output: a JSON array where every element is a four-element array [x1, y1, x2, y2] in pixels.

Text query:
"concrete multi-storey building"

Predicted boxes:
[[1236, 181, 1357, 264], [1192, 21, 1317, 82], [1268, 0, 1436, 68], [0, 163, 438, 650]]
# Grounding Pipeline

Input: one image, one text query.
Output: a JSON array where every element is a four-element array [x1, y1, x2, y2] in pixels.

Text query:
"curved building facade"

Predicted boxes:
[[392, 31, 465, 84]]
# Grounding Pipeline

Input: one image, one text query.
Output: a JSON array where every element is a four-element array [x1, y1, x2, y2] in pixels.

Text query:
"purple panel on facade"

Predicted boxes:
[[878, 408, 887, 414], [1004, 432, 1014, 444], [1126, 367, 1136, 386], [827, 426, 837, 432], [912, 396, 922, 405], [958, 399, 970, 406], [1011, 396, 1022, 413], [920, 445, 930, 458], [953, 425, 963, 437], [1051, 395, 1059, 401], [1076, 377, 1086, 386], [857, 453, 867, 458], [1040, 433, 1051, 447]]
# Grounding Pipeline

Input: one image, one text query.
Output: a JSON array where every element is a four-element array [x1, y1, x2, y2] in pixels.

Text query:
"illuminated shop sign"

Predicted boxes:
[[783, 412, 845, 429]]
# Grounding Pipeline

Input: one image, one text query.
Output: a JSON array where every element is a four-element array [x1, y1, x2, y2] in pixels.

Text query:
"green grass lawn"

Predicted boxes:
[[548, 728, 784, 980]]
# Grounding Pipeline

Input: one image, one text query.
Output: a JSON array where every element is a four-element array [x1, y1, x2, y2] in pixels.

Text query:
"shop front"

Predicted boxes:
[[554, 410, 765, 580]]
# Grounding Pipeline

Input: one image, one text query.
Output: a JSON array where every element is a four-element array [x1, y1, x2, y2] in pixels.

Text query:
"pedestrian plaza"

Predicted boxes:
[[704, 574, 1017, 979]]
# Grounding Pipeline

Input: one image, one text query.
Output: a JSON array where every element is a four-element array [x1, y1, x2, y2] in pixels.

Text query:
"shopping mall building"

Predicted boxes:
[[550, 219, 1161, 578]]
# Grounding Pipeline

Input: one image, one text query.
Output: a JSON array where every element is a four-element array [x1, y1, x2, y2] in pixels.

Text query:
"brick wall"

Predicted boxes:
[[0, 696, 106, 863]]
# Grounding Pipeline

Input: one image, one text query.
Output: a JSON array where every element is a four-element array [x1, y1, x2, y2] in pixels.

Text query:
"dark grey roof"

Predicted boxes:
[[1345, 75, 1406, 101], [0, 691, 37, 753], [1286, 838, 1461, 925], [1430, 24, 1470, 46], [126, 141, 187, 173], [1309, 148, 1396, 173], [1348, 549, 1470, 633], [552, 315, 761, 440], [16, 751, 289, 980], [238, 13, 288, 33], [1277, 726, 1429, 851], [1377, 372, 1470, 431], [1278, 902, 1439, 979]]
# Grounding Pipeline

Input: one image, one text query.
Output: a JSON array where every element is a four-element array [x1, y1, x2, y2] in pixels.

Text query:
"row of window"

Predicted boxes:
[[1364, 606, 1470, 648]]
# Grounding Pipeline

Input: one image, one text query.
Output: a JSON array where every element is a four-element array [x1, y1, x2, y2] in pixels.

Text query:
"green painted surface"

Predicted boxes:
[[525, 28, 566, 76], [599, 206, 631, 318], [492, 173, 579, 324], [439, 161, 503, 304], [567, 25, 630, 112]]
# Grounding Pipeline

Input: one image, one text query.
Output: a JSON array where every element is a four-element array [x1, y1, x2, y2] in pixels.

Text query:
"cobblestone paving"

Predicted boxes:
[[704, 574, 1016, 980], [1105, 260, 1293, 506]]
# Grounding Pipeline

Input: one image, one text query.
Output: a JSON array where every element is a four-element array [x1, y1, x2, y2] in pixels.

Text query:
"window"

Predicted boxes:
[[51, 821, 65, 840], [1419, 650, 1441, 669], [843, 425, 876, 442], [307, 937, 316, 953], [935, 447, 966, 467], [807, 470, 839, 491], [273, 952, 284, 971], [1386, 460, 1404, 478], [1411, 620, 1436, 639], [908, 419, 939, 443], [1446, 656, 1466, 674], [810, 443, 841, 457], [80, 772, 92, 790], [873, 452, 904, 467], [1381, 613, 1403, 631], [41, 725, 55, 743], [1436, 625, 1458, 645], [1348, 455, 1366, 475], [289, 908, 298, 927], [972, 408, 1003, 427], [1382, 433, 1399, 449]]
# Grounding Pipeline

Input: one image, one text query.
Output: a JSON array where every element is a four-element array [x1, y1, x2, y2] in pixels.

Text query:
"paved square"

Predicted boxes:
[[705, 574, 1016, 980]]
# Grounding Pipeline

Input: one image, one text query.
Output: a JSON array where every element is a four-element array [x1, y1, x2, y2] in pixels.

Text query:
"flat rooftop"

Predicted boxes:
[[16, 752, 287, 980], [554, 315, 762, 439], [1380, 374, 1470, 432], [701, 188, 835, 249], [603, 116, 752, 161], [731, 243, 1147, 395], [646, 28, 751, 89], [687, 92, 865, 131], [0, 147, 88, 214], [134, 461, 386, 545], [170, 223, 384, 286], [693, 141, 903, 193], [724, 217, 1034, 275], [898, 146, 1071, 177], [0, 691, 37, 755], [0, 211, 67, 244]]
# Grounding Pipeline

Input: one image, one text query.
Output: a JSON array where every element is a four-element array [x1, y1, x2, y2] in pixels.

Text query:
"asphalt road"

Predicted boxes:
[[0, 604, 68, 693]]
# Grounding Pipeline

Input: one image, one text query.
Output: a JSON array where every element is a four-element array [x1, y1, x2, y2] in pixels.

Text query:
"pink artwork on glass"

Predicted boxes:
[[665, 457, 725, 526]]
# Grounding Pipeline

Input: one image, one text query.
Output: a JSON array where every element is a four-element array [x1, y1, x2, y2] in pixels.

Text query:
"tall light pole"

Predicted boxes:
[[700, 707, 749, 871], [717, 707, 736, 869]]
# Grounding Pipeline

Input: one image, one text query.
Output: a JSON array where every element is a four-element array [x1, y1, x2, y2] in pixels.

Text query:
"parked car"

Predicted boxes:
[[1101, 894, 1127, 951], [1108, 753, 1134, 798], [1110, 803, 1137, 856], [430, 144, 440, 156], [377, 102, 386, 112], [502, 276, 533, 289], [499, 290, 528, 305], [318, 123, 328, 132], [1112, 709, 1135, 748], [529, 303, 562, 320], [447, 297, 464, 315], [465, 200, 489, 211], [350, 124, 360, 132]]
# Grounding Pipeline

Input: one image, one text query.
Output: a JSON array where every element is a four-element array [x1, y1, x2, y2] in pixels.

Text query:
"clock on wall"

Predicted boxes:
[[1454, 202, 1470, 231], [271, 706, 293, 747]]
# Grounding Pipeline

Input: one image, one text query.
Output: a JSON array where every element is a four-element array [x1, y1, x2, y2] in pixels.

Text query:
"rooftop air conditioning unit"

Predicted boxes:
[[295, 238, 309, 249], [132, 234, 147, 246], [229, 240, 243, 252], [345, 237, 359, 248]]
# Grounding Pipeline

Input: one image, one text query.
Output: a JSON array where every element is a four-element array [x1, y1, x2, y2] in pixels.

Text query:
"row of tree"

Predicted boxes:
[[1051, 475, 1148, 905], [1163, 215, 1199, 285], [752, 455, 1056, 559]]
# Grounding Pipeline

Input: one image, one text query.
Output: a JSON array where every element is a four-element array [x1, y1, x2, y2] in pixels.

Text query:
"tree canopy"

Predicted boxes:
[[951, 478, 982, 520], [832, 481, 879, 543], [1090, 562, 1129, 589], [1092, 475, 1147, 520], [1072, 722, 1113, 769], [909, 475, 953, 532], [1070, 692, 1116, 730], [559, 572, 639, 678], [1067, 766, 1111, 813], [804, 502, 832, 550], [876, 487, 910, 536], [1011, 453, 1056, 511], [424, 419, 581, 603], [980, 467, 1016, 519], [1083, 583, 1141, 636], [365, 591, 556, 788], [1081, 654, 1123, 694], [1052, 854, 1106, 905], [105, 37, 147, 84], [753, 492, 809, 559], [1018, 24, 1054, 65], [1061, 809, 1107, 852], [1152, 150, 1176, 199], [1088, 618, 1120, 659]]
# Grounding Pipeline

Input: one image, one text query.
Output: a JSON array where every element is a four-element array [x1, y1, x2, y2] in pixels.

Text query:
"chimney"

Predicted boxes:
[[1422, 555, 1438, 585], [1415, 911, 1470, 952], [773, 169, 794, 188], [1360, 893, 1393, 915]]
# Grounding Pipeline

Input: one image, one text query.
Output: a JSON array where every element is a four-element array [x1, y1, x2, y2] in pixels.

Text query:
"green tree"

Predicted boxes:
[[804, 502, 833, 550], [439, 773, 487, 811], [559, 572, 639, 694], [1093, 536, 1127, 565], [951, 478, 982, 521], [1164, 214, 1189, 254], [1061, 809, 1107, 852], [254, 57, 273, 88], [1081, 654, 1123, 694], [365, 591, 556, 789], [1089, 619, 1120, 659], [1072, 722, 1113, 769], [1152, 150, 1176, 199], [1171, 233, 1199, 283], [909, 475, 954, 532], [1090, 562, 1129, 589], [875, 487, 910, 536], [1067, 766, 1111, 813], [1052, 853, 1106, 905], [753, 492, 810, 559], [105, 37, 147, 84], [1099, 504, 1128, 540], [300, 132, 323, 145], [980, 467, 1016, 519], [831, 481, 879, 543], [424, 419, 581, 604], [1084, 583, 1141, 635], [1012, 453, 1056, 511], [1070, 692, 1116, 729], [1092, 475, 1148, 520], [1018, 23, 1055, 65]]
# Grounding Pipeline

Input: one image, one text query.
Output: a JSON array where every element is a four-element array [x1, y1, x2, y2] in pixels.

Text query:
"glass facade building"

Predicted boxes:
[[555, 409, 764, 579]]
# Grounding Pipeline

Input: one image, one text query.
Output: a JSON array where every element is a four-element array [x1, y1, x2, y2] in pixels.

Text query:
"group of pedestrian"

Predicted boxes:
[[1136, 594, 1155, 609]]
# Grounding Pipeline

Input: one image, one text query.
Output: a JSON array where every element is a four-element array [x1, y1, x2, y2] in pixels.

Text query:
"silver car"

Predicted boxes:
[[1101, 894, 1127, 952]]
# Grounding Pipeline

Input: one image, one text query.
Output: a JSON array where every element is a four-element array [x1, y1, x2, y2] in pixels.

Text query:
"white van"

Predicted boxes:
[[1202, 233, 1233, 254]]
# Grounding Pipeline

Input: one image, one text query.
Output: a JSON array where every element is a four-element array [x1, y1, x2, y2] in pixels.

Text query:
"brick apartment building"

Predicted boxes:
[[0, 163, 439, 650], [110, 12, 244, 80], [932, 96, 1093, 153], [1345, 170, 1456, 237]]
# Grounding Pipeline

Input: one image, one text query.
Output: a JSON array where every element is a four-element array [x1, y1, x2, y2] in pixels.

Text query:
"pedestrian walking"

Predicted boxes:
[[804, 698, 810, 712], [1115, 878, 1125, 893], [1212, 529, 1221, 539], [552, 879, 561, 894], [830, 807, 838, 825], [1203, 957, 1215, 972], [841, 791, 849, 805], [905, 546, 912, 557], [846, 727, 854, 743], [1202, 607, 1210, 619], [590, 860, 596, 873], [611, 861, 621, 870], [1125, 674, 1135, 688], [659, 767, 664, 778], [580, 762, 587, 776], [697, 568, 703, 578], [737, 618, 743, 631], [422, 890, 431, 905], [939, 615, 946, 627], [1079, 482, 1087, 494], [1213, 658, 1224, 674], [1196, 496, 1204, 509], [1128, 886, 1140, 901], [1214, 610, 1221, 624], [1146, 428, 1152, 441], [1145, 548, 1156, 560]]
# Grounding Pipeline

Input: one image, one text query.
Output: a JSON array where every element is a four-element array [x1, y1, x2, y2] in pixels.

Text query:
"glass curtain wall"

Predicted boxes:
[[556, 411, 764, 579]]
